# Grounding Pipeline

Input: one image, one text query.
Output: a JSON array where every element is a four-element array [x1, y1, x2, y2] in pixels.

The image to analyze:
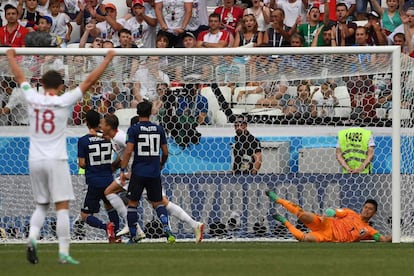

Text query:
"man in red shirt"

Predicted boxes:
[[0, 4, 29, 47], [214, 0, 244, 36]]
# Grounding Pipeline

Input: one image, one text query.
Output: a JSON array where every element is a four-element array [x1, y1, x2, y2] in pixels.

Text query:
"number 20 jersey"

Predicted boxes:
[[127, 121, 167, 178], [20, 82, 83, 161]]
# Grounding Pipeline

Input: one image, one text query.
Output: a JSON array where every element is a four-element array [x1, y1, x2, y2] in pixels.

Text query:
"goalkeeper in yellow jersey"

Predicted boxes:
[[266, 191, 392, 242]]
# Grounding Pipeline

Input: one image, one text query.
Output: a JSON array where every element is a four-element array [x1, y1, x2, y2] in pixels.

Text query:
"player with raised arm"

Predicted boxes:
[[120, 100, 176, 243], [266, 191, 392, 242], [78, 110, 120, 243], [101, 114, 204, 243], [6, 48, 115, 264]]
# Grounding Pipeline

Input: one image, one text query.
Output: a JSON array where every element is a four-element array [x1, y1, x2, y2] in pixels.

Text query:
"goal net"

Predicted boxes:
[[0, 46, 412, 243]]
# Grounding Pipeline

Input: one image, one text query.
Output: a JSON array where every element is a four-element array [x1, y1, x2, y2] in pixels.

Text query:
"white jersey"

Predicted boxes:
[[20, 82, 82, 161], [155, 0, 193, 30], [96, 18, 127, 47], [187, 0, 208, 31], [6, 87, 29, 125], [112, 129, 127, 162], [125, 17, 156, 48]]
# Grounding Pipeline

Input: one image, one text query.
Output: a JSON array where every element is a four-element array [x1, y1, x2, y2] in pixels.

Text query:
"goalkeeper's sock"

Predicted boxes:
[[85, 215, 106, 230], [277, 199, 303, 217], [284, 221, 305, 241]]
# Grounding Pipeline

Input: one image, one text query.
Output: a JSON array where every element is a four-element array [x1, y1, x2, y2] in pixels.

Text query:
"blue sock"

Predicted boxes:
[[155, 205, 170, 232], [107, 208, 120, 232], [85, 215, 106, 230], [127, 206, 138, 238]]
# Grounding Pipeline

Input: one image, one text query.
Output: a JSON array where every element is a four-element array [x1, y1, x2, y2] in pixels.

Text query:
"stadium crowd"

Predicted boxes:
[[1, 0, 414, 127]]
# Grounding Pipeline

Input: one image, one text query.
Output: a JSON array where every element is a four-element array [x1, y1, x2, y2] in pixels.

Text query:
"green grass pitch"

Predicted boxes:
[[1, 242, 413, 276]]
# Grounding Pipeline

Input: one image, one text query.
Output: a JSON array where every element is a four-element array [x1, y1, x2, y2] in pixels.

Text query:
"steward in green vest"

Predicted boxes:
[[336, 128, 374, 174]]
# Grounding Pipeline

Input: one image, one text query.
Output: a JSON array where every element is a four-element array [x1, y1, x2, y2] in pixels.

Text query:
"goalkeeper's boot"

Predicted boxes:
[[272, 213, 288, 224], [194, 222, 204, 244], [26, 238, 38, 264], [59, 253, 80, 265], [265, 190, 279, 202], [165, 228, 176, 244]]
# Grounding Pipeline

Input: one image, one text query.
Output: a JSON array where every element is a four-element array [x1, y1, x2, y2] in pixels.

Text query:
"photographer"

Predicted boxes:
[[176, 83, 210, 125]]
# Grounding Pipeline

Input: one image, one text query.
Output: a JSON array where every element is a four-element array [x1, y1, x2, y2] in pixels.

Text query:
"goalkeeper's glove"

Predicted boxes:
[[325, 208, 336, 217]]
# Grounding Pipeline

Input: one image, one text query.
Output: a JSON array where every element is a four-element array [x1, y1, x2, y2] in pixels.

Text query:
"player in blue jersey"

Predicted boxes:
[[120, 100, 175, 243], [77, 110, 120, 243]]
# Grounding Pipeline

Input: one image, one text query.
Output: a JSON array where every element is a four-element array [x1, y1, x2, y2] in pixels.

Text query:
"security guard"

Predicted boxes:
[[336, 127, 375, 174]]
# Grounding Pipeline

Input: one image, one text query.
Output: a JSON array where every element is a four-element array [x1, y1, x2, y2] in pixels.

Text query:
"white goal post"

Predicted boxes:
[[0, 45, 410, 243]]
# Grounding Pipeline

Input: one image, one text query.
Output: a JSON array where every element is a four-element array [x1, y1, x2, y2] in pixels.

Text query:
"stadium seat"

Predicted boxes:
[[68, 22, 80, 44], [286, 86, 297, 97], [376, 108, 388, 119], [114, 108, 137, 126], [218, 86, 233, 103], [200, 86, 221, 124], [334, 86, 352, 117]]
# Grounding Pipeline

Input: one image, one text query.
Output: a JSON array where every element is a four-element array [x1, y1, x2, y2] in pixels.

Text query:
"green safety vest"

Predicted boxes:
[[338, 128, 372, 174]]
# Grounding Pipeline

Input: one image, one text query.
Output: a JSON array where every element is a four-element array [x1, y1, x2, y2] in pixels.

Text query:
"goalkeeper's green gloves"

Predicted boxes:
[[325, 208, 336, 217]]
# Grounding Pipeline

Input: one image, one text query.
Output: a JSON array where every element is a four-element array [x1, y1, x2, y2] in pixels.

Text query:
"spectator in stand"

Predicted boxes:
[[347, 75, 377, 120], [62, 0, 80, 20], [278, 34, 313, 75], [126, 0, 157, 48], [254, 77, 290, 109], [392, 32, 409, 54], [273, 0, 307, 28], [17, 0, 41, 32], [154, 0, 193, 48], [116, 28, 139, 80], [214, 0, 244, 37], [284, 83, 317, 119], [351, 26, 377, 72], [311, 24, 339, 46], [262, 8, 294, 47], [37, 15, 62, 47], [0, 4, 29, 47], [326, 2, 357, 46], [356, 0, 382, 20], [364, 11, 388, 45], [175, 32, 211, 83], [297, 4, 325, 47], [233, 14, 263, 46], [75, 0, 106, 43], [232, 115, 262, 175], [154, 33, 174, 74], [369, 0, 403, 35], [243, 0, 271, 32], [90, 3, 126, 47], [389, 7, 414, 46], [186, 0, 209, 38], [37, 0, 50, 14], [311, 82, 338, 117], [131, 56, 170, 108], [46, 0, 72, 47], [0, 76, 29, 126], [196, 13, 231, 48]]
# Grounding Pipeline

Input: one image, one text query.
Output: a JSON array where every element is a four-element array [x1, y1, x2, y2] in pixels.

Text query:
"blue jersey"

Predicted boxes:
[[77, 134, 113, 188], [127, 121, 167, 178]]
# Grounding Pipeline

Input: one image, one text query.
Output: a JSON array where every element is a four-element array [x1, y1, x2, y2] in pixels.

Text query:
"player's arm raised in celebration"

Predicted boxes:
[[79, 50, 116, 93], [6, 49, 26, 85]]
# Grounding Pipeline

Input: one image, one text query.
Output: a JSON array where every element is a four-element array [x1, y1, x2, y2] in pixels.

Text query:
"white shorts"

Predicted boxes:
[[29, 160, 75, 204]]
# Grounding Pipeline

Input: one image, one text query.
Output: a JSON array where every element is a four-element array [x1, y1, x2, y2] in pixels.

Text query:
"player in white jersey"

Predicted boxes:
[[6, 48, 115, 265]]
